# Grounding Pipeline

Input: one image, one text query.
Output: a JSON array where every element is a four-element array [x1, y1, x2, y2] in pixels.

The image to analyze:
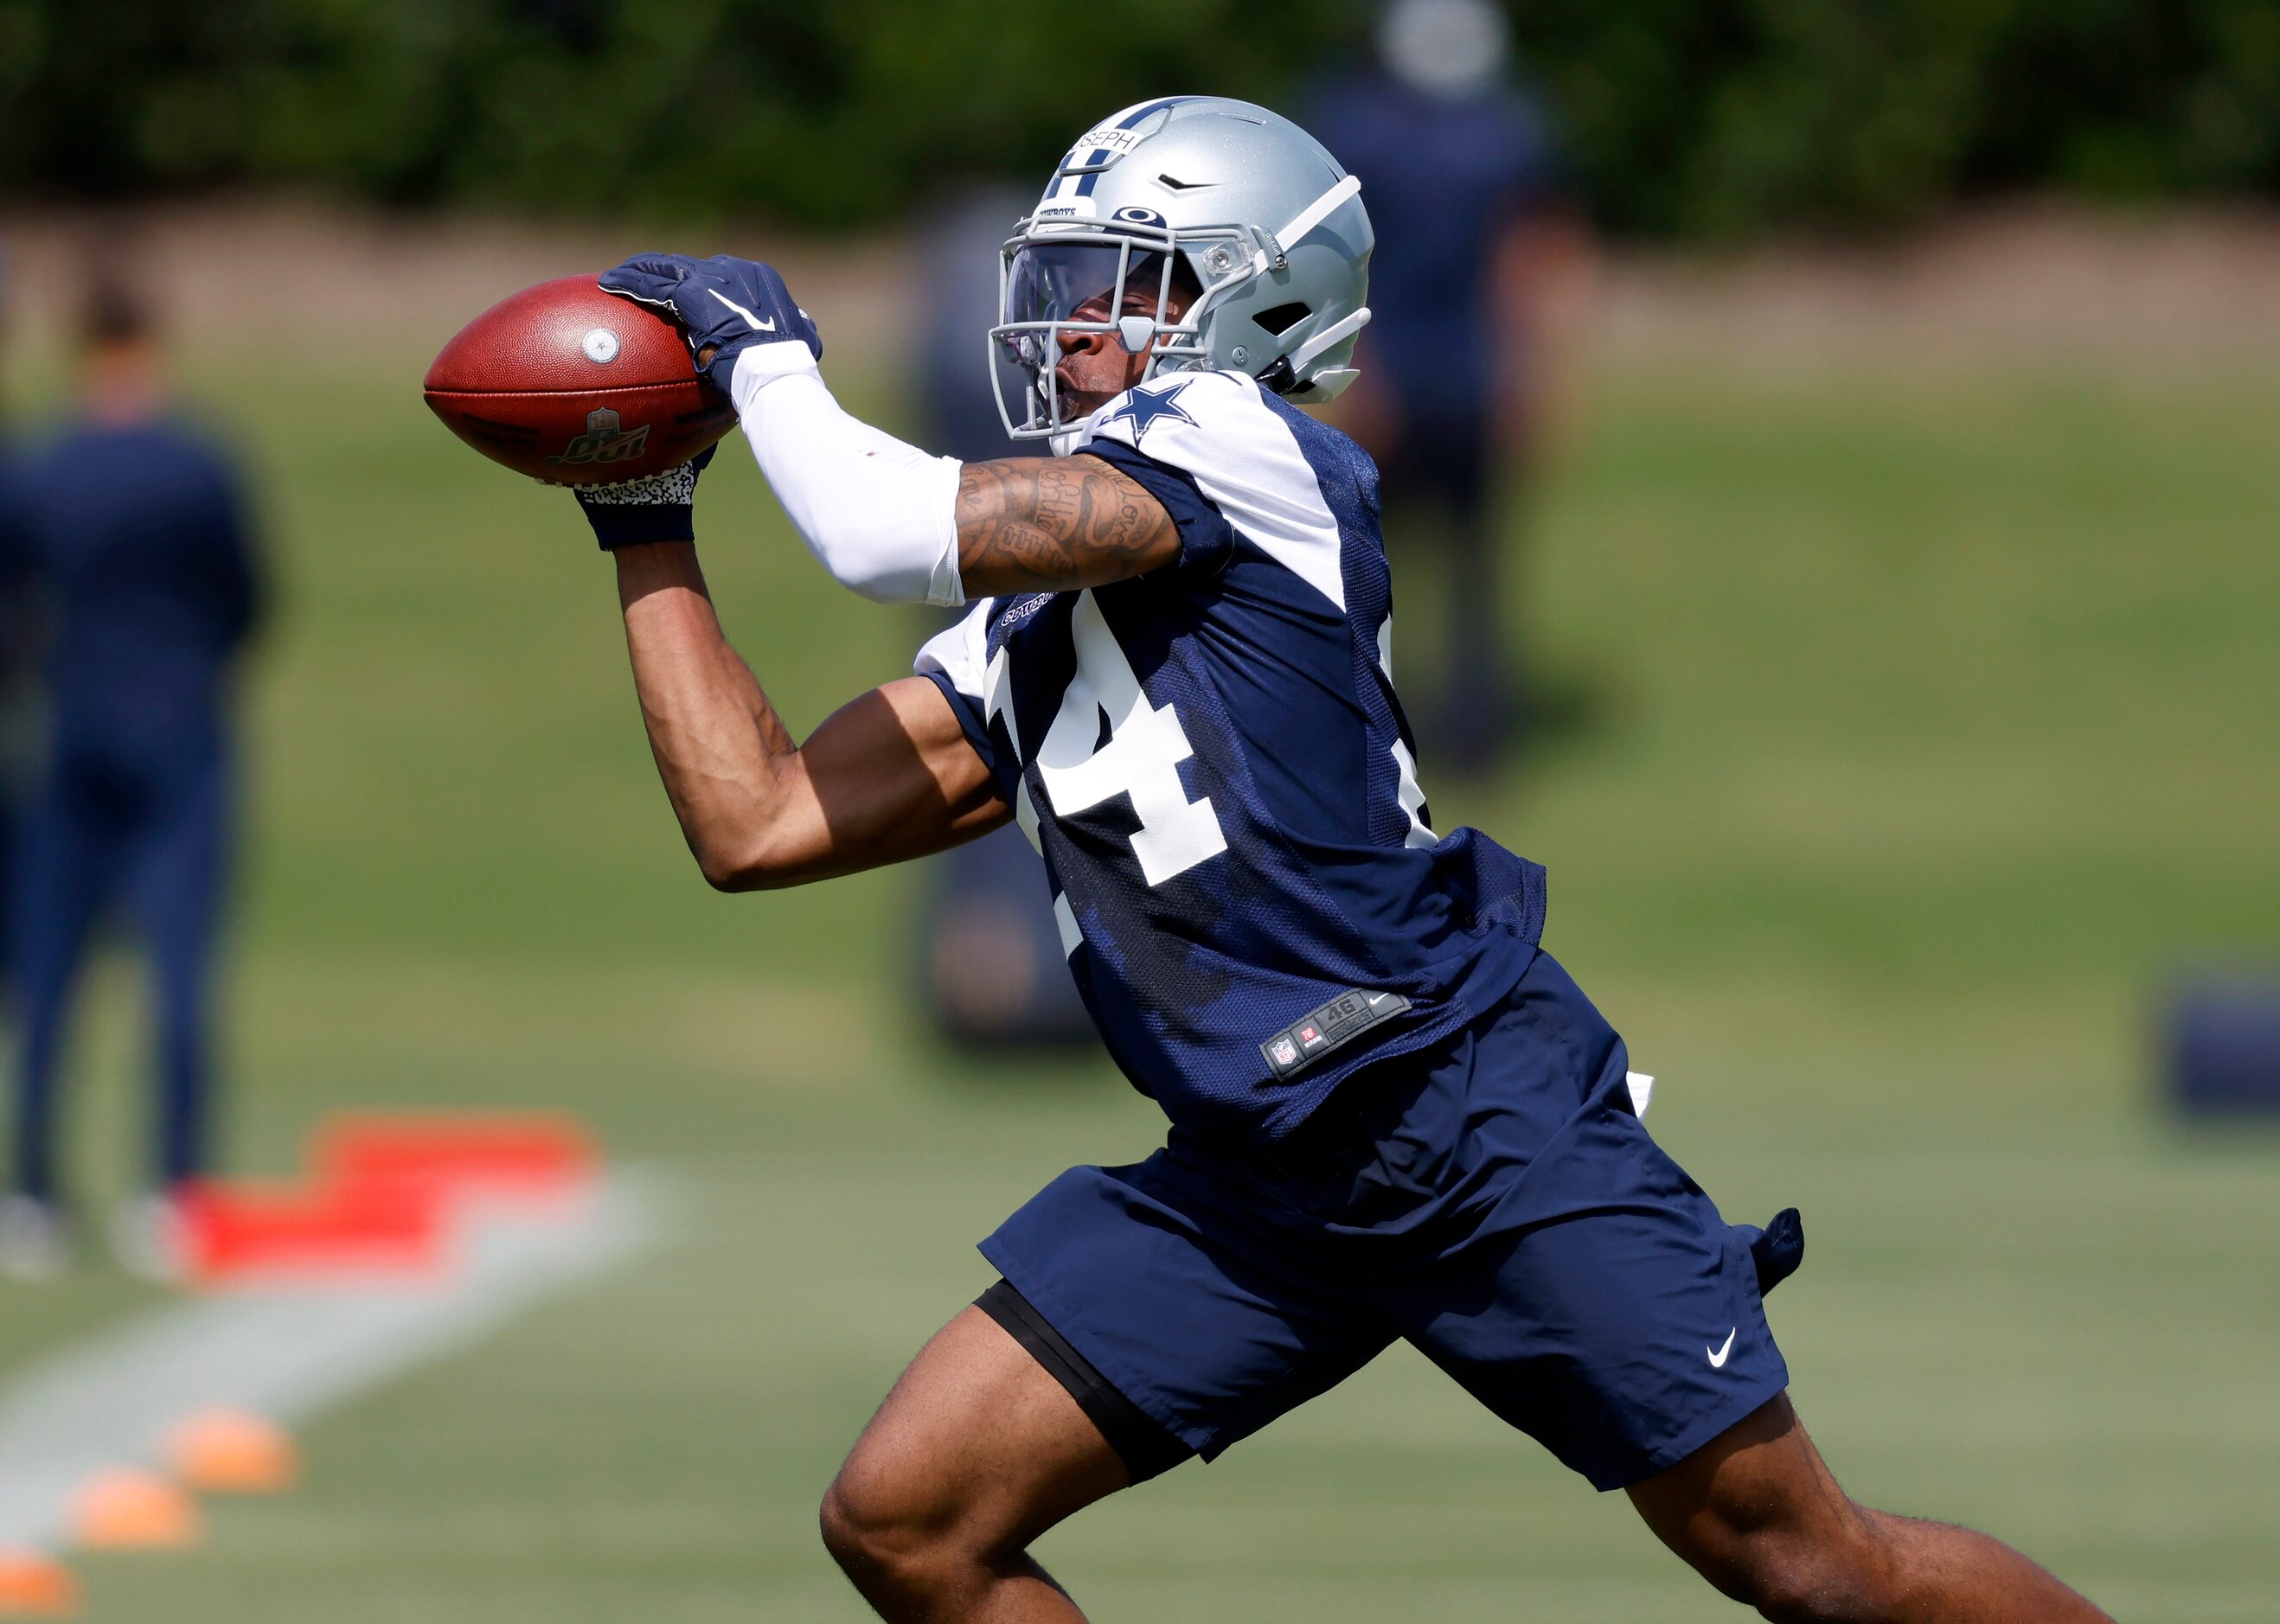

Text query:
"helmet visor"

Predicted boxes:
[[1001, 241, 1180, 330]]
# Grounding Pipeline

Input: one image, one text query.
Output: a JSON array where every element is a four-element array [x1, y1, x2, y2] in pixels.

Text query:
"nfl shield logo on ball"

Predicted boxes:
[[548, 407, 650, 467]]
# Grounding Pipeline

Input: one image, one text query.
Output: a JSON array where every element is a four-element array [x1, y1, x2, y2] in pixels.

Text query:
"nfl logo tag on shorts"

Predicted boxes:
[[1259, 989, 1412, 1081]]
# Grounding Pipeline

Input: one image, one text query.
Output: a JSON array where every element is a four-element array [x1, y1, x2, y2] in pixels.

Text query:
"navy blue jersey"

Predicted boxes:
[[0, 444, 32, 800], [0, 446, 30, 680], [919, 371, 1545, 1142]]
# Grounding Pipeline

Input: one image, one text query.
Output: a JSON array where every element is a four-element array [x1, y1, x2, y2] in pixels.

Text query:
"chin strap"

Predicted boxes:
[[1288, 306, 1371, 373], [1242, 172, 1370, 398], [1254, 305, 1372, 398]]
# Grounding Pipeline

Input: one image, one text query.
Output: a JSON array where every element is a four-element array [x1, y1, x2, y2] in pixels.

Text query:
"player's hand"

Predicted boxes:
[[573, 445, 714, 552], [599, 253, 823, 390]]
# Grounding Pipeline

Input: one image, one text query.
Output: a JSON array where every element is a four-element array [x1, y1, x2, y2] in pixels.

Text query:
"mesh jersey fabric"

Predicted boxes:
[[917, 369, 1545, 1143]]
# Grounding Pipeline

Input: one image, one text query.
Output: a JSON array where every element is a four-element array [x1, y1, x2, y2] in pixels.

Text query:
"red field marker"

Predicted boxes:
[[176, 1112, 599, 1285], [176, 1177, 443, 1283], [315, 1113, 598, 1205]]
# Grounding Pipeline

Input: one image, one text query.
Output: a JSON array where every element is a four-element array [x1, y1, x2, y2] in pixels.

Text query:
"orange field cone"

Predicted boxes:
[[165, 1407, 299, 1493], [67, 1469, 200, 1550], [0, 1548, 77, 1617]]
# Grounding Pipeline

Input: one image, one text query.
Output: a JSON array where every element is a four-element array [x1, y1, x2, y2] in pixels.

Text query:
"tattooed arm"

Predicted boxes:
[[612, 542, 1007, 891], [955, 456, 1182, 595]]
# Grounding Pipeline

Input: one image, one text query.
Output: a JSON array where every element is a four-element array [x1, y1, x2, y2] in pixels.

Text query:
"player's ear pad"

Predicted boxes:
[[1739, 1207, 1805, 1295]]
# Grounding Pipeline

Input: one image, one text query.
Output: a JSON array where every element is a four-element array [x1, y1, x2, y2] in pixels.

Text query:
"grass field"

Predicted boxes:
[[2, 327, 2277, 1620]]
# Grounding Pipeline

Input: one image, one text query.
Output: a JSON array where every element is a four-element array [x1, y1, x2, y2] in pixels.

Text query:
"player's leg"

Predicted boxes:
[[1629, 1392, 2111, 1622], [826, 1154, 1390, 1621], [1413, 1186, 2110, 1619], [820, 1302, 1130, 1623], [1382, 951, 2108, 1620]]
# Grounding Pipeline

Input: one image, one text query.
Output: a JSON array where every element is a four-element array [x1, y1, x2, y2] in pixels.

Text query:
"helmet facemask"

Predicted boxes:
[[991, 219, 1252, 440]]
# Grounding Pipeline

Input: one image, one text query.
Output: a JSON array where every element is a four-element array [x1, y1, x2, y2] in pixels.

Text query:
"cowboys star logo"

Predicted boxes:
[[1099, 378, 1198, 448]]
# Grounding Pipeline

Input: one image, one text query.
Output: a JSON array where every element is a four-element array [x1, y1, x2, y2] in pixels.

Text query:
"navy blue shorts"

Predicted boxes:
[[981, 950, 1795, 1491]]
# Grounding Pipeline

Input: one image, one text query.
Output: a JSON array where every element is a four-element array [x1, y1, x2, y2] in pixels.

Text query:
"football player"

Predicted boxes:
[[577, 98, 2107, 1624]]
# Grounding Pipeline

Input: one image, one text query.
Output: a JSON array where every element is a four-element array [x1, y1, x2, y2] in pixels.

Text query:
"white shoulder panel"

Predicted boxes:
[[1078, 371, 1348, 613], [913, 598, 996, 697]]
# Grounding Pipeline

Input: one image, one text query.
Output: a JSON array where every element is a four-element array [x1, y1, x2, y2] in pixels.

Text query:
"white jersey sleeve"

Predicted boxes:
[[914, 598, 992, 694], [913, 598, 1001, 775], [1068, 369, 1348, 611]]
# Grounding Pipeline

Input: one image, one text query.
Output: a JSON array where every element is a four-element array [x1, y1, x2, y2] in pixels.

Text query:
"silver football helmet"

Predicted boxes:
[[990, 96, 1374, 440]]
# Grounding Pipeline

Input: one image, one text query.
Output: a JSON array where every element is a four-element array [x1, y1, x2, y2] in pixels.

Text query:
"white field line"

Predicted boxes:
[[0, 1171, 667, 1550]]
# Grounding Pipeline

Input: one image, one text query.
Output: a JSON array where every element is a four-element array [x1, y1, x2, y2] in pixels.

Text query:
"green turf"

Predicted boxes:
[[3, 342, 2276, 1621]]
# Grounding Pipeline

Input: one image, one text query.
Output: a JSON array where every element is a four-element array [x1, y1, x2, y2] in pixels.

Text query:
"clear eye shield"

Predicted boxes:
[[990, 225, 1226, 438], [1004, 243, 1184, 354]]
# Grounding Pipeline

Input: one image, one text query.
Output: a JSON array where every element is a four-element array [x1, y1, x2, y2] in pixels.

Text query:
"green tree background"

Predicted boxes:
[[3, 1, 2277, 234]]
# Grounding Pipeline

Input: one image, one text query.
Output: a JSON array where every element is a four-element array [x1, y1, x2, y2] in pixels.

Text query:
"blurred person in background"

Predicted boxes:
[[1310, 0, 1592, 776], [917, 182, 1054, 470], [0, 244, 32, 1017], [0, 265, 264, 1281], [911, 184, 1094, 1049]]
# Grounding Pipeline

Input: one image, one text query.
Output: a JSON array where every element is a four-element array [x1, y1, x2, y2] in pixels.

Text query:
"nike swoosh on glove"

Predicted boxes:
[[599, 253, 822, 390]]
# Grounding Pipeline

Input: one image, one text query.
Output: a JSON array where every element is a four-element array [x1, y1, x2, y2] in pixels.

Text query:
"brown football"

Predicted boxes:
[[423, 274, 735, 485]]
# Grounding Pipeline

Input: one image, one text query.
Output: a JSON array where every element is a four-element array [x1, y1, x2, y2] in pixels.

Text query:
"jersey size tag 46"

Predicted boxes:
[[1260, 989, 1412, 1080]]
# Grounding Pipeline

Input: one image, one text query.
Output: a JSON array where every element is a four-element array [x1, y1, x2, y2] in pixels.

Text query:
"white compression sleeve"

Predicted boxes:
[[727, 343, 965, 607]]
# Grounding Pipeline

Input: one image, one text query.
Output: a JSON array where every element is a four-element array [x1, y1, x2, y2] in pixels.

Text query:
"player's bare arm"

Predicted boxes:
[[612, 540, 1004, 891], [549, 246, 1208, 899], [557, 250, 1192, 896], [952, 455, 1178, 594]]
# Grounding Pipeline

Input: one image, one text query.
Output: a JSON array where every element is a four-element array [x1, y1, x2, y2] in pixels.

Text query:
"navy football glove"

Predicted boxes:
[[598, 253, 822, 390], [574, 445, 714, 551]]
